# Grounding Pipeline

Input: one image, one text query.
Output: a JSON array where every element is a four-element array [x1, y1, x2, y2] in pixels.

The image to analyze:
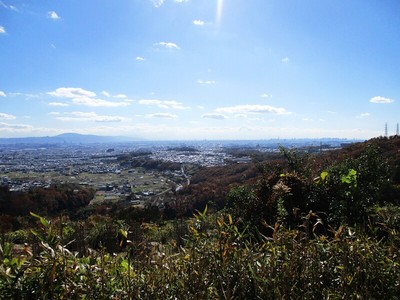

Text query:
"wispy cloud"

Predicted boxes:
[[198, 80, 216, 85], [101, 91, 130, 99], [369, 96, 394, 104], [0, 113, 16, 120], [139, 99, 187, 109], [150, 0, 165, 7], [356, 113, 371, 119], [216, 104, 290, 115], [56, 112, 128, 123], [48, 87, 130, 107], [48, 87, 96, 98], [0, 26, 6, 34], [101, 91, 110, 97], [47, 11, 60, 20], [281, 57, 289, 63], [0, 122, 32, 130], [147, 113, 177, 119], [201, 113, 227, 120], [154, 42, 180, 50], [48, 102, 69, 107], [150, 0, 188, 8], [0, 91, 6, 97], [136, 56, 145, 61], [0, 1, 17, 11], [71, 97, 130, 107], [260, 93, 271, 98], [6, 92, 21, 97], [233, 114, 247, 119], [193, 20, 205, 26]]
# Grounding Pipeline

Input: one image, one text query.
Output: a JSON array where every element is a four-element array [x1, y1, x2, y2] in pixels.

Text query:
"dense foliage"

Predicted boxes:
[[0, 185, 94, 232], [0, 210, 399, 299]]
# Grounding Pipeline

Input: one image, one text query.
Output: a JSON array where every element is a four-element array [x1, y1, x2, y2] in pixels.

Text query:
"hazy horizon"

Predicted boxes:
[[1, 1, 399, 140]]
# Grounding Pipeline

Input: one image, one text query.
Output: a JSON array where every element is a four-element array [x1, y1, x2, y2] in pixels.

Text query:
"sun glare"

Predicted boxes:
[[216, 0, 224, 26]]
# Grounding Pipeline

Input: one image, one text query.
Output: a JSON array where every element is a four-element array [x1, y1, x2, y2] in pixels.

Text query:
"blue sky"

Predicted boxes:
[[0, 0, 399, 140]]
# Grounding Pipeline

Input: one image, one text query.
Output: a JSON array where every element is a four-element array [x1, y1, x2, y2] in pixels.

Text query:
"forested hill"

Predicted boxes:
[[323, 135, 400, 161]]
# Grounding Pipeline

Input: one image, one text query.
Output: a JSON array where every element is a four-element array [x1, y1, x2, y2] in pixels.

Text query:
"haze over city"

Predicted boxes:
[[1, 0, 399, 140]]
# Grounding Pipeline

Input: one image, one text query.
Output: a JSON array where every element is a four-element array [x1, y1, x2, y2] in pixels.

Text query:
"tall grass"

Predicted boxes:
[[1, 210, 399, 299]]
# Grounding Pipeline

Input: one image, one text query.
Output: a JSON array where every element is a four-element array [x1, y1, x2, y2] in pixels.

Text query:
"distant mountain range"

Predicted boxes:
[[0, 133, 144, 145]]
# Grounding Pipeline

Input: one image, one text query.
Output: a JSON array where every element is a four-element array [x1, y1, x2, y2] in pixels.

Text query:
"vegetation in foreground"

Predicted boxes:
[[1, 136, 400, 299]]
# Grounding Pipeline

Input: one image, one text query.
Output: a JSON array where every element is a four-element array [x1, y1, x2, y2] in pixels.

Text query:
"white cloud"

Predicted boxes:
[[150, 0, 165, 7], [139, 100, 160, 106], [369, 96, 394, 104], [136, 56, 145, 61], [154, 42, 180, 50], [7, 92, 21, 97], [0, 26, 6, 34], [48, 102, 69, 107], [48, 11, 60, 20], [202, 113, 227, 120], [260, 93, 270, 98], [281, 57, 289, 63], [193, 20, 205, 26], [147, 113, 177, 119], [114, 94, 127, 99], [56, 112, 127, 123], [150, 0, 188, 5], [0, 91, 6, 97], [0, 122, 32, 130], [48, 87, 130, 107], [139, 99, 187, 109], [356, 113, 371, 119], [48, 112, 61, 116], [48, 87, 96, 98], [216, 104, 290, 115], [198, 80, 216, 85], [0, 1, 17, 11], [72, 97, 130, 107], [102, 91, 110, 97], [234, 114, 247, 119], [0, 113, 16, 120]]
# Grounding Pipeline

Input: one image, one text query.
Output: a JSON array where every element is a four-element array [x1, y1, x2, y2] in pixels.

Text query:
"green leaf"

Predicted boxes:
[[121, 259, 129, 271], [30, 230, 44, 242], [320, 171, 329, 181], [202, 204, 208, 217], [120, 229, 128, 239], [30, 212, 50, 228], [228, 214, 233, 225]]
